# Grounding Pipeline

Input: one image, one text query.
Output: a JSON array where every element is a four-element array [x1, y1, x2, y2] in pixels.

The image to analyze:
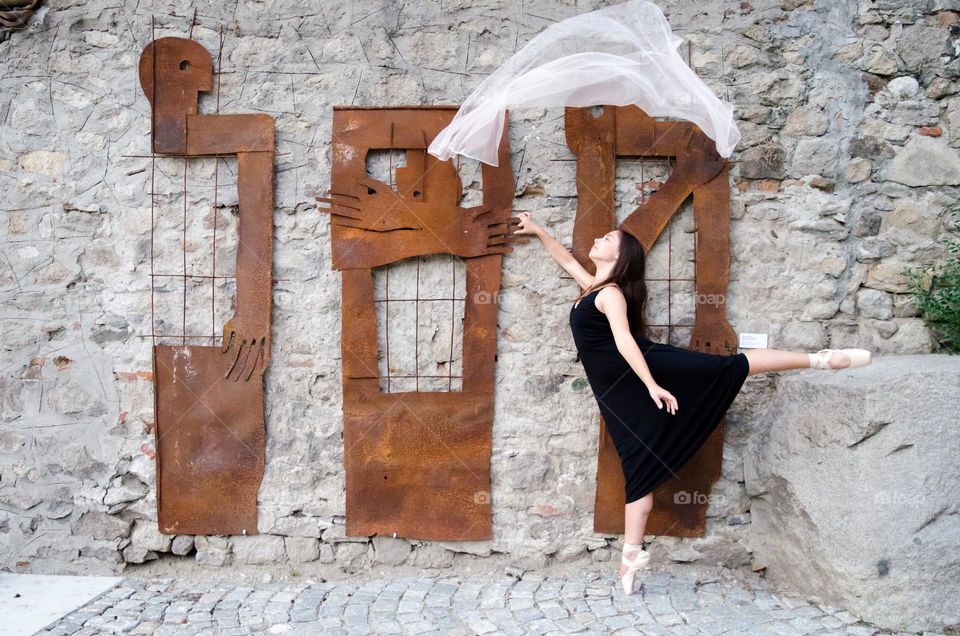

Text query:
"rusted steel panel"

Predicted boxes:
[[139, 36, 275, 535], [691, 167, 737, 354], [565, 105, 733, 537], [319, 107, 519, 540], [564, 106, 617, 279], [614, 107, 696, 156], [343, 391, 494, 540], [187, 114, 275, 154], [153, 345, 264, 535]]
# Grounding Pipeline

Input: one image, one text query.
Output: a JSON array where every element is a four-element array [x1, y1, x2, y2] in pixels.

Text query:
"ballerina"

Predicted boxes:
[[513, 212, 871, 595]]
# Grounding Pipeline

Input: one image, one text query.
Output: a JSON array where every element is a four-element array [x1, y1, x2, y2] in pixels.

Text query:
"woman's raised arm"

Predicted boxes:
[[514, 212, 595, 290]]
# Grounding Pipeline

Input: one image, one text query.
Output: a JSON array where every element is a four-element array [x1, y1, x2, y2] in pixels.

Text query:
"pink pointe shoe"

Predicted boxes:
[[620, 542, 651, 595], [808, 348, 872, 370]]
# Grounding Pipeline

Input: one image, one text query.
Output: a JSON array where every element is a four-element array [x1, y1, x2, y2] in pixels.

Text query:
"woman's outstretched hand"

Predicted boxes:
[[648, 384, 678, 415], [513, 211, 543, 237]]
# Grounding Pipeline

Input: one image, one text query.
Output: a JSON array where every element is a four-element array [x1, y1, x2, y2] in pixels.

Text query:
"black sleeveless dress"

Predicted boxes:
[[569, 287, 751, 503]]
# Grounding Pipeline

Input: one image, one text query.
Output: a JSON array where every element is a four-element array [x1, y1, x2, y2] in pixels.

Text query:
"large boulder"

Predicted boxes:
[[744, 354, 960, 633]]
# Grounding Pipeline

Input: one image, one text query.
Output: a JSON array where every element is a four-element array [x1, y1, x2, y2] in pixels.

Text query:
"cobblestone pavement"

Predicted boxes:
[[40, 568, 935, 636]]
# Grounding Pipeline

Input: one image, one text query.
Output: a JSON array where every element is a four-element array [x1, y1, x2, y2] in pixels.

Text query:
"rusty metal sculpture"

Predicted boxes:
[[139, 36, 274, 535], [317, 106, 520, 540], [565, 105, 733, 537]]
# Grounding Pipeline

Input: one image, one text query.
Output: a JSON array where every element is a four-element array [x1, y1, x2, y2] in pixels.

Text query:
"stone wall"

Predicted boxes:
[[0, 0, 951, 580]]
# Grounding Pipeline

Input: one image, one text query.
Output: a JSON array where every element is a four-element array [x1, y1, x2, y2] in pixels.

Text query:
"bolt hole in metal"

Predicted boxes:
[[179, 59, 190, 70]]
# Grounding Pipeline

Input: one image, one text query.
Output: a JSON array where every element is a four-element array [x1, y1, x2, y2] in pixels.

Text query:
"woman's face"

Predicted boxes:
[[589, 230, 620, 263]]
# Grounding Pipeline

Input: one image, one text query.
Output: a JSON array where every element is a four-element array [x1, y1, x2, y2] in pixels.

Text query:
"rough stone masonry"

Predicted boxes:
[[0, 0, 955, 618]]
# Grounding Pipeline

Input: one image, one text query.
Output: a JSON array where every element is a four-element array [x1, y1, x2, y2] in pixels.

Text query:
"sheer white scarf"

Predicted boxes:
[[427, 0, 740, 167]]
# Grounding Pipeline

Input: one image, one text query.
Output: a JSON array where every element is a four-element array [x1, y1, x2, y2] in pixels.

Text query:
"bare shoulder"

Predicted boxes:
[[594, 285, 625, 314]]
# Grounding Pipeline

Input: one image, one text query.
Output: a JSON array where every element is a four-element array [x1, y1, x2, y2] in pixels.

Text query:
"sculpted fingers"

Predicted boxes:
[[244, 337, 268, 382], [223, 335, 270, 382], [487, 219, 528, 246], [221, 320, 236, 354], [251, 336, 271, 380], [220, 318, 270, 381], [258, 337, 272, 376], [487, 218, 521, 231], [315, 194, 364, 220], [224, 337, 247, 380]]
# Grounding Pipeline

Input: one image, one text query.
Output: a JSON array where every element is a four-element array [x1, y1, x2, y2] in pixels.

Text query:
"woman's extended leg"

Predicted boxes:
[[743, 347, 851, 376], [620, 493, 653, 577]]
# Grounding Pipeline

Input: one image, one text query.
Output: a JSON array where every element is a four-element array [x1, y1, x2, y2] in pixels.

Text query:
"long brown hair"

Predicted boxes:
[[573, 229, 649, 338]]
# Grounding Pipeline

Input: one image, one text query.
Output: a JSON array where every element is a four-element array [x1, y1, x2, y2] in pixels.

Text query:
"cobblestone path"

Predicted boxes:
[[40, 569, 928, 635]]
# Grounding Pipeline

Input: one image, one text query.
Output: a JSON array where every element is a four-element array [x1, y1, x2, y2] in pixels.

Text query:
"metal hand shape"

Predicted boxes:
[[221, 317, 271, 381]]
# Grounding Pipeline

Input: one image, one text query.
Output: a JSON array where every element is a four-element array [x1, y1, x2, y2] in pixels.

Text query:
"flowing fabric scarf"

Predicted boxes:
[[427, 0, 740, 167]]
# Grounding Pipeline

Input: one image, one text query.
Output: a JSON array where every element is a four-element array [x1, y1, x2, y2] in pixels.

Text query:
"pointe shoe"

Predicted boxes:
[[809, 348, 872, 370], [619, 542, 651, 595]]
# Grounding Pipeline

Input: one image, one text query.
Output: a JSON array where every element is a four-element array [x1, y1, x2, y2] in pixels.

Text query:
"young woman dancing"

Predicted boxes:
[[513, 212, 871, 595]]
